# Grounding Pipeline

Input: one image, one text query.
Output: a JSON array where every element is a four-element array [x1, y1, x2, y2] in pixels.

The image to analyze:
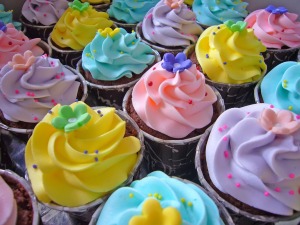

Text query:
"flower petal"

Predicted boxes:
[[59, 105, 75, 119], [74, 103, 88, 117], [51, 117, 68, 130], [277, 110, 293, 124]]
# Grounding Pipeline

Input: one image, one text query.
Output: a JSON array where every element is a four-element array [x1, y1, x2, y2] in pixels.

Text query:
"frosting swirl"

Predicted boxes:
[[245, 5, 300, 49], [22, 0, 69, 26], [0, 4, 22, 30], [192, 0, 248, 26], [132, 52, 217, 138], [82, 28, 155, 81], [96, 171, 224, 225], [51, 0, 113, 50], [142, 0, 203, 47], [25, 102, 141, 207], [195, 21, 267, 84], [0, 176, 17, 225], [0, 23, 44, 70], [108, 0, 159, 24], [206, 103, 300, 215], [261, 61, 300, 114], [0, 51, 80, 123]]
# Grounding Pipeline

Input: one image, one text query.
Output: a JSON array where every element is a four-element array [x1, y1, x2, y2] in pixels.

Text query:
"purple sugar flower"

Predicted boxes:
[[161, 52, 192, 73]]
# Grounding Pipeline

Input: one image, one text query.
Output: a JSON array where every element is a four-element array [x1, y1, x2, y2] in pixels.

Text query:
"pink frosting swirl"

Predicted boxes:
[[245, 8, 300, 49], [0, 51, 80, 123], [132, 55, 217, 138], [0, 23, 44, 70], [22, 0, 68, 26]]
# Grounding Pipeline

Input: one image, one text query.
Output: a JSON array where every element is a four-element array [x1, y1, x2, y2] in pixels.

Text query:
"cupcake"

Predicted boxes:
[[0, 4, 22, 30], [123, 52, 225, 180], [80, 0, 111, 11], [107, 0, 159, 32], [0, 169, 39, 225], [193, 20, 267, 109], [136, 0, 203, 57], [48, 0, 114, 68], [25, 101, 144, 221], [245, 5, 300, 72], [192, 0, 248, 29], [255, 61, 300, 115], [77, 27, 159, 109], [20, 0, 69, 41], [0, 22, 48, 71], [0, 51, 87, 134], [91, 171, 234, 225], [196, 103, 300, 223]]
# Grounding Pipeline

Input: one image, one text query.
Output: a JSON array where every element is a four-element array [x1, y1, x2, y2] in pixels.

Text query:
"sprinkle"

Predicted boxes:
[[283, 79, 288, 83], [154, 193, 159, 198], [289, 190, 295, 195], [205, 92, 207, 96], [33, 116, 38, 121], [275, 187, 281, 192], [95, 150, 99, 154], [270, 105, 274, 108], [148, 193, 152, 197], [152, 31, 155, 35], [50, 61, 54, 65], [8, 41, 12, 45], [34, 99, 38, 102], [94, 157, 99, 162], [75, 99, 78, 102], [15, 89, 20, 94], [187, 202, 193, 207], [51, 99, 55, 103], [227, 174, 232, 179], [296, 115, 300, 120], [153, 67, 156, 70], [147, 13, 152, 19], [224, 150, 229, 158], [259, 60, 262, 63], [264, 191, 269, 196], [157, 195, 162, 200], [236, 183, 241, 188], [218, 127, 223, 132], [55, 75, 60, 79], [217, 26, 220, 29], [223, 125, 228, 129], [288, 106, 293, 111], [223, 62, 227, 65], [32, 164, 38, 169], [93, 49, 96, 53], [148, 81, 153, 86], [61, 72, 65, 76], [132, 41, 135, 45], [48, 110, 53, 114], [298, 188, 300, 195], [283, 84, 287, 88], [188, 99, 193, 104], [223, 136, 228, 141], [213, 32, 216, 35], [43, 13, 47, 17], [205, 54, 209, 58], [97, 110, 101, 114], [120, 51, 124, 54], [289, 173, 295, 179], [129, 193, 134, 198], [84, 150, 88, 154], [180, 198, 186, 203]]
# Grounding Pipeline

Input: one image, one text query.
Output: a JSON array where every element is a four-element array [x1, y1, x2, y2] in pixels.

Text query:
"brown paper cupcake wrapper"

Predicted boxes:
[[0, 169, 40, 225], [262, 47, 299, 73], [254, 80, 263, 104], [92, 3, 111, 12], [195, 127, 300, 224], [136, 22, 186, 58], [122, 86, 225, 180], [20, 16, 54, 42], [25, 108, 144, 222], [88, 176, 234, 225], [76, 49, 160, 109], [110, 17, 137, 33]]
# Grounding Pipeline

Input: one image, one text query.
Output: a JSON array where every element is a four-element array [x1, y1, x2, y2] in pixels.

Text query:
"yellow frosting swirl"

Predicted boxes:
[[25, 102, 141, 207], [50, 4, 113, 50], [196, 23, 267, 84]]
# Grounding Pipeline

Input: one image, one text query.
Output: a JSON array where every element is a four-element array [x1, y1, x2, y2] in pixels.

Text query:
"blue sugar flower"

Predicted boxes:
[[161, 52, 192, 73], [265, 5, 288, 14], [0, 21, 7, 32]]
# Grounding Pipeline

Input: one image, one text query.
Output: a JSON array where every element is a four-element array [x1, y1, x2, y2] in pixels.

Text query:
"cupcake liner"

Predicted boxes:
[[184, 44, 261, 109], [0, 169, 40, 225], [123, 86, 225, 180], [263, 47, 299, 73], [26, 108, 144, 223], [136, 22, 186, 58], [110, 17, 137, 33], [88, 177, 234, 225], [92, 3, 111, 12], [254, 80, 263, 104], [38, 40, 52, 57], [76, 49, 160, 109], [47, 36, 82, 68], [20, 16, 54, 42], [195, 127, 300, 224]]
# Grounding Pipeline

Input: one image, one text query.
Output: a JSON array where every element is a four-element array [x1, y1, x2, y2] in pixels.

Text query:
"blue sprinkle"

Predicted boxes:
[[48, 110, 52, 114], [94, 157, 99, 162], [75, 99, 78, 102], [32, 164, 38, 169], [223, 62, 227, 65], [84, 150, 88, 154], [95, 150, 99, 154], [259, 60, 262, 63], [206, 54, 209, 58], [213, 32, 216, 35]]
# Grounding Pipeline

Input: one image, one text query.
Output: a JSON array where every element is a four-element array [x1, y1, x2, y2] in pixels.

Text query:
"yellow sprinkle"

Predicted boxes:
[[157, 195, 162, 200], [283, 84, 287, 88], [180, 198, 186, 203], [283, 79, 288, 83], [132, 41, 135, 45], [154, 193, 159, 198], [288, 106, 293, 111], [187, 202, 193, 207], [148, 193, 152, 197], [93, 49, 96, 53], [120, 51, 124, 54], [129, 193, 134, 198], [85, 53, 91, 57]]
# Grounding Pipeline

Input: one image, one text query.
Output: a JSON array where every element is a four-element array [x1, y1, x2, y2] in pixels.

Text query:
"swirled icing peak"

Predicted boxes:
[[82, 27, 155, 81], [132, 52, 217, 138], [0, 23, 44, 70], [142, 0, 203, 47], [195, 22, 267, 84], [245, 6, 300, 49], [51, 1, 113, 50], [0, 4, 21, 30], [261, 61, 300, 114], [206, 103, 300, 215], [96, 171, 224, 225], [25, 101, 141, 207], [107, 0, 159, 24], [0, 51, 81, 123], [192, 0, 248, 27], [22, 0, 68, 26]]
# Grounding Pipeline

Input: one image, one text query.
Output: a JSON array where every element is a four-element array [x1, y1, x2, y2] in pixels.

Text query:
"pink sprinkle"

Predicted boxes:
[[36, 8, 39, 11], [289, 190, 295, 195], [247, 112, 250, 114], [152, 31, 155, 35], [193, 18, 196, 21], [43, 14, 47, 17], [53, 102, 57, 106], [218, 127, 223, 132], [33, 116, 38, 121], [15, 90, 20, 94], [223, 125, 228, 129], [224, 150, 229, 158], [236, 183, 241, 188], [264, 191, 269, 196], [55, 75, 60, 79], [227, 174, 232, 179], [289, 173, 295, 179], [188, 99, 193, 104], [26, 92, 31, 96], [51, 99, 55, 103], [153, 67, 156, 70], [223, 137, 228, 141], [50, 61, 54, 65], [275, 187, 281, 192], [298, 188, 300, 195], [148, 81, 153, 86], [34, 99, 38, 102], [147, 13, 152, 19], [205, 92, 207, 96], [61, 72, 65, 76], [296, 115, 300, 120], [270, 105, 274, 108]]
